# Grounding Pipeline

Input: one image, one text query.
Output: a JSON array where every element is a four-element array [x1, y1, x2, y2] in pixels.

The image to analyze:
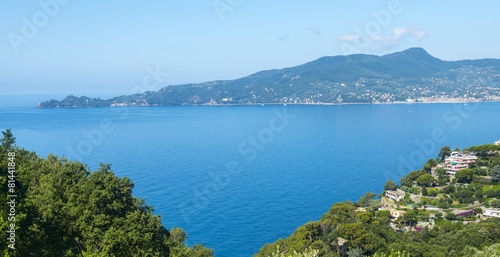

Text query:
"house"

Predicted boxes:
[[356, 207, 367, 212], [390, 209, 406, 219], [495, 140, 500, 146], [386, 189, 405, 202], [484, 208, 500, 217], [445, 151, 477, 174], [337, 237, 348, 257]]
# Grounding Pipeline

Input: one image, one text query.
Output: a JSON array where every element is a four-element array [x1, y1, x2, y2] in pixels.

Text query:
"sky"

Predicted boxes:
[[1, 0, 500, 96]]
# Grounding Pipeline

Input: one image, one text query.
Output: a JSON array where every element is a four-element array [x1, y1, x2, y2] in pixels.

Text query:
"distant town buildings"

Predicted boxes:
[[445, 151, 477, 174]]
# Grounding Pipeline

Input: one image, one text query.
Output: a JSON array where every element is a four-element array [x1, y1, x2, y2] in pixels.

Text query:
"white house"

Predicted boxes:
[[484, 208, 500, 217], [390, 209, 406, 219], [386, 189, 405, 202]]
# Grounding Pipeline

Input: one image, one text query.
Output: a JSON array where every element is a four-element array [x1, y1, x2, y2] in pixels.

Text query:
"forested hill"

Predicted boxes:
[[37, 48, 500, 108]]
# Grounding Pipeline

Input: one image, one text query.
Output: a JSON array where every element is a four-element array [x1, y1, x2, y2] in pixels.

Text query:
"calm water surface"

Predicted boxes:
[[1, 95, 499, 256]]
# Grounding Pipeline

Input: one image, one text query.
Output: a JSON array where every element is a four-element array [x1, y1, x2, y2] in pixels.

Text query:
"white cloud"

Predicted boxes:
[[336, 25, 428, 50], [335, 34, 361, 43], [278, 33, 290, 41], [310, 27, 322, 36]]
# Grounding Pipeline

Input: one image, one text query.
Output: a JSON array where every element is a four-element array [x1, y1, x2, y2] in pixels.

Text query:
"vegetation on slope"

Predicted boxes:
[[255, 144, 500, 257], [0, 129, 213, 256]]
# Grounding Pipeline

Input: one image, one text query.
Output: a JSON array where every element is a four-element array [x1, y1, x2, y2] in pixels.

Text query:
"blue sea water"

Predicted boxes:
[[1, 95, 500, 256]]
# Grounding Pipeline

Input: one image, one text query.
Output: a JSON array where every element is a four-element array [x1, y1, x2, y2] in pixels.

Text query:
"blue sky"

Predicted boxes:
[[2, 0, 500, 95]]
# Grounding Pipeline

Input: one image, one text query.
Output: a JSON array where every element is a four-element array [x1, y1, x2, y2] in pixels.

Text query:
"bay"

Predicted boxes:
[[1, 95, 499, 256]]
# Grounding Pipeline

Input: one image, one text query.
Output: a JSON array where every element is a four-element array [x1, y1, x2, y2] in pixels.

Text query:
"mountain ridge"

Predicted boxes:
[[37, 48, 500, 108]]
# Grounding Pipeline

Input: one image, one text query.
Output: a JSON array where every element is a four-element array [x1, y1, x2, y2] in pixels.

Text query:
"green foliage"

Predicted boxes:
[[0, 131, 211, 257], [270, 246, 319, 257], [468, 145, 500, 157], [347, 247, 363, 257], [423, 159, 437, 172], [384, 180, 398, 191], [439, 146, 452, 161], [422, 187, 428, 196], [373, 250, 410, 257], [356, 192, 377, 207], [456, 168, 474, 183], [0, 129, 15, 150], [445, 212, 457, 220], [375, 210, 389, 217], [464, 243, 500, 257], [492, 166, 500, 182], [429, 189, 439, 197], [491, 199, 500, 208], [474, 208, 484, 215], [409, 187, 420, 195], [444, 184, 456, 194]]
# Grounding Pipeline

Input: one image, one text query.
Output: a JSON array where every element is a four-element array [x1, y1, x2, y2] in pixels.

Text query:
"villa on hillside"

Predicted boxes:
[[484, 208, 500, 217], [390, 209, 406, 219], [337, 237, 348, 257], [495, 139, 500, 146], [386, 189, 405, 202], [445, 151, 477, 174]]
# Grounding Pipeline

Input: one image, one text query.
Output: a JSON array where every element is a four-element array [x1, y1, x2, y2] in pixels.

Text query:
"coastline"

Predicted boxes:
[[35, 99, 500, 109]]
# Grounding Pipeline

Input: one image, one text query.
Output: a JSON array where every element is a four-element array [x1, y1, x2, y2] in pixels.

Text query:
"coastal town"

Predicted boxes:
[[374, 140, 500, 233]]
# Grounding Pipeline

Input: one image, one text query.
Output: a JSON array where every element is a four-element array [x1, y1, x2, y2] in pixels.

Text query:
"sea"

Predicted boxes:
[[1, 95, 499, 256]]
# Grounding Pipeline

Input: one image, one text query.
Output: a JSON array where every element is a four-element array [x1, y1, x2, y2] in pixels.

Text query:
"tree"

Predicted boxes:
[[0, 134, 213, 256], [439, 146, 452, 161], [357, 192, 376, 207], [403, 211, 417, 227], [339, 223, 366, 248], [422, 187, 428, 196], [1, 128, 15, 150], [384, 180, 398, 191], [423, 159, 437, 172], [429, 190, 438, 197], [491, 200, 500, 208], [445, 213, 457, 220], [444, 184, 456, 194], [416, 174, 434, 187], [456, 168, 474, 183], [491, 166, 500, 182], [435, 167, 447, 176], [347, 247, 364, 257], [475, 188, 484, 199], [356, 212, 373, 224]]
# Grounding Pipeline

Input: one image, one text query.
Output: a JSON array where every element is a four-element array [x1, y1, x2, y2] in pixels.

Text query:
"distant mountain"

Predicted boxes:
[[37, 48, 500, 108]]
